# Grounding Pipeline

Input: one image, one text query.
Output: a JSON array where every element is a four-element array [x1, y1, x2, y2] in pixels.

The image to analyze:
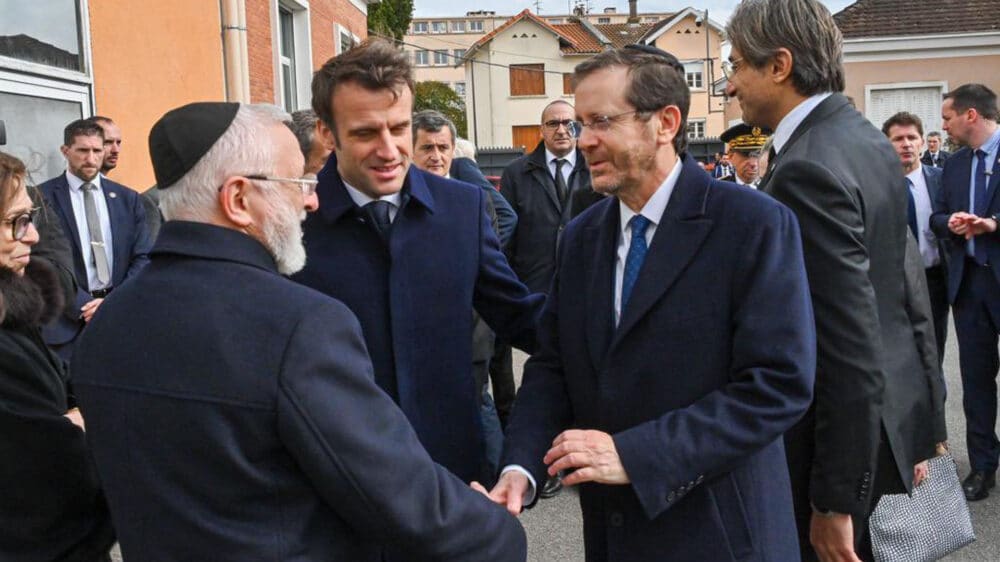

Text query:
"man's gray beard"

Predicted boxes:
[[262, 199, 307, 275]]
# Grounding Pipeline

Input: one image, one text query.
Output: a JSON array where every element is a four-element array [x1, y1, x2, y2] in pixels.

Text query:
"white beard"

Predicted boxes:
[[261, 197, 307, 275]]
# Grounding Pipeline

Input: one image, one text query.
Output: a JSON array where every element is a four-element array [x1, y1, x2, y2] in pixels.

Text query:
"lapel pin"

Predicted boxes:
[[108, 192, 117, 199]]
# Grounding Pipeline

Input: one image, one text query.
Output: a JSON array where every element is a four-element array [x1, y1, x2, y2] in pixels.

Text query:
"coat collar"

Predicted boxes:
[[524, 141, 587, 174], [315, 153, 436, 224], [151, 221, 277, 273], [583, 153, 714, 367]]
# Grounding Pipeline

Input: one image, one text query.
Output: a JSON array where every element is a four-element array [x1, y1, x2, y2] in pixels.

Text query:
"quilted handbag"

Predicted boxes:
[[869, 454, 975, 562]]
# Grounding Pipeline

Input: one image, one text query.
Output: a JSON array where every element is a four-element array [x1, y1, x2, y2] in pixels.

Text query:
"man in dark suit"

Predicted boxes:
[[73, 101, 526, 561], [726, 1, 946, 560], [489, 44, 815, 562], [930, 83, 1000, 501], [883, 112, 950, 364], [500, 99, 592, 295], [921, 131, 951, 168], [292, 39, 543, 486], [38, 118, 151, 360]]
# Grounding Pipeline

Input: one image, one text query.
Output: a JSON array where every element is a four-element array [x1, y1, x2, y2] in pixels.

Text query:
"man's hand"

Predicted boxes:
[[488, 471, 529, 516], [964, 215, 997, 239], [810, 511, 861, 562], [470, 481, 490, 498], [913, 460, 929, 487], [80, 298, 104, 323], [543, 429, 629, 486]]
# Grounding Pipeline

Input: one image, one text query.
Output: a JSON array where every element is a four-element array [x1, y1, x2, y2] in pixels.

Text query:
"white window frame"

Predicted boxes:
[[431, 21, 447, 33], [683, 61, 704, 90], [433, 50, 449, 66], [687, 119, 706, 139], [413, 21, 428, 34], [414, 50, 429, 66], [864, 80, 948, 131], [454, 81, 466, 97], [451, 20, 466, 32], [272, 0, 314, 112], [469, 20, 484, 32], [335, 24, 360, 55]]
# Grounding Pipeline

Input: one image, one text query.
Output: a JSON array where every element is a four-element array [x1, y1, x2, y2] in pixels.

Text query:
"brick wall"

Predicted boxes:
[[309, 0, 369, 69], [246, 0, 276, 104]]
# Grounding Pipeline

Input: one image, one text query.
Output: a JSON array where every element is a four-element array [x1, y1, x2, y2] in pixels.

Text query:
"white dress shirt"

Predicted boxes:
[[545, 148, 576, 186], [772, 93, 833, 154], [966, 127, 1000, 257], [343, 181, 404, 222], [614, 157, 683, 325], [66, 171, 115, 291], [905, 166, 940, 268]]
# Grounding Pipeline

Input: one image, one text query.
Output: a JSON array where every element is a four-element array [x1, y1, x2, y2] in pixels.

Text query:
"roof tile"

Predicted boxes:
[[834, 0, 1000, 38]]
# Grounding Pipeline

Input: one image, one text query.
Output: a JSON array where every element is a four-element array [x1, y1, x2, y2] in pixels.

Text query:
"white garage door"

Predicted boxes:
[[868, 85, 944, 135]]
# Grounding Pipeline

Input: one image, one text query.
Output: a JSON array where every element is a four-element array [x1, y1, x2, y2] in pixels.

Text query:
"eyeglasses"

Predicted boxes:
[[3, 207, 40, 241], [543, 119, 579, 136], [721, 57, 744, 80], [571, 111, 642, 137], [245, 174, 319, 197]]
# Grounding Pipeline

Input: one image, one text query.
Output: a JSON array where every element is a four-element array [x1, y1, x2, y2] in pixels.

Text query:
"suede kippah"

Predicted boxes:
[[148, 102, 240, 189]]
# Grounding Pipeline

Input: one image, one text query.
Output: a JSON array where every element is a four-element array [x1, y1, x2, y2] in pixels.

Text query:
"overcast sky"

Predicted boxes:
[[0, 0, 79, 53], [413, 0, 856, 25]]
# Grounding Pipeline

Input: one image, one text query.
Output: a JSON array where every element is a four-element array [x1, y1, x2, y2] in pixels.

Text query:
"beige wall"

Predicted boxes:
[[89, 0, 226, 190], [845, 55, 1000, 118], [466, 20, 581, 148], [652, 15, 726, 138]]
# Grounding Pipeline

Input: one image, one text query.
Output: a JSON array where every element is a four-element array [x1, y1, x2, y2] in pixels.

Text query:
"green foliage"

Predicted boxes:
[[413, 81, 468, 138], [367, 0, 414, 41]]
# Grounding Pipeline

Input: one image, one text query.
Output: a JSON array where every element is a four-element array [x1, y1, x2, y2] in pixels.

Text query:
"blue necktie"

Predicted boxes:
[[364, 200, 393, 241], [905, 178, 918, 240], [974, 150, 989, 265], [621, 215, 651, 311]]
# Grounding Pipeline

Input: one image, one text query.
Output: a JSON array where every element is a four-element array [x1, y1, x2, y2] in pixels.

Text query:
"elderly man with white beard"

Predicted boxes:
[[70, 102, 528, 562]]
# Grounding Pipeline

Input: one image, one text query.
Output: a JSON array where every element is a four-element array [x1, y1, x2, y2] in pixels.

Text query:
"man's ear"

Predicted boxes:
[[317, 120, 336, 151], [218, 177, 255, 228], [770, 48, 794, 86], [656, 105, 684, 148]]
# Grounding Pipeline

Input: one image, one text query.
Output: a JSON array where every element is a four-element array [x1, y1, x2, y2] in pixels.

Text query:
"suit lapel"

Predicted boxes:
[[103, 180, 127, 281], [529, 165, 562, 211], [984, 153, 1000, 212], [950, 150, 973, 212], [610, 158, 713, 351], [584, 200, 618, 371], [49, 176, 82, 257]]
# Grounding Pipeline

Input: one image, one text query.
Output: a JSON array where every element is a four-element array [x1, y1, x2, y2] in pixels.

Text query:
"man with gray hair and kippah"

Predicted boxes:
[[71, 101, 527, 561], [726, 1, 945, 560]]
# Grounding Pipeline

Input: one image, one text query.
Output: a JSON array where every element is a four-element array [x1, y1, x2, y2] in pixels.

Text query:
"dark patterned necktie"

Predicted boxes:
[[364, 200, 393, 241], [621, 215, 651, 312]]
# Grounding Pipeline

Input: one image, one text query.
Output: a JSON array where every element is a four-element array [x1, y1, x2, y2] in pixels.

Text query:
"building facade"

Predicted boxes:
[[0, 0, 369, 190]]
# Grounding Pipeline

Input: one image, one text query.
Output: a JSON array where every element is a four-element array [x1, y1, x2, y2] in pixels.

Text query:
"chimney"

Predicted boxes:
[[628, 0, 639, 23]]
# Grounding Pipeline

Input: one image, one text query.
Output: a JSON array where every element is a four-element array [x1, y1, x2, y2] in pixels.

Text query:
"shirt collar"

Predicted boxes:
[[772, 93, 833, 154], [906, 165, 924, 184], [978, 127, 1000, 156], [66, 171, 103, 192], [618, 156, 682, 236], [342, 181, 403, 209], [546, 148, 576, 169]]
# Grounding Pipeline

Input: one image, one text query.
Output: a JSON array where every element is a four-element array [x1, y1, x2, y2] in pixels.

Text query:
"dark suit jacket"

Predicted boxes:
[[72, 221, 526, 562], [500, 142, 592, 293], [921, 149, 951, 169], [38, 173, 152, 348], [292, 155, 543, 484], [920, 165, 949, 267], [503, 154, 815, 561], [929, 145, 1000, 301], [450, 157, 517, 247], [759, 93, 936, 515]]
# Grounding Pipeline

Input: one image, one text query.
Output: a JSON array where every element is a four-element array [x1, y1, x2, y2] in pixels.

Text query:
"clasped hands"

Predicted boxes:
[[948, 212, 997, 239], [471, 429, 629, 516]]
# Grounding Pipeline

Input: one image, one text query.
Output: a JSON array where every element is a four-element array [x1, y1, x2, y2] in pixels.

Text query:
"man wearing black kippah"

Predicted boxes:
[[72, 101, 527, 561]]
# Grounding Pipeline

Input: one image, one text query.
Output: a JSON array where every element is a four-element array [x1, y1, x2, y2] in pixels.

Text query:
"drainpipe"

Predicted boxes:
[[220, 0, 251, 102]]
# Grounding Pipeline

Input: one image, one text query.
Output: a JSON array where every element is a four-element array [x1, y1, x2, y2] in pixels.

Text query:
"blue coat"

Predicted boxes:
[[73, 221, 527, 561], [292, 155, 544, 483], [503, 155, 815, 561], [450, 156, 518, 246], [930, 145, 1000, 301], [38, 173, 151, 352]]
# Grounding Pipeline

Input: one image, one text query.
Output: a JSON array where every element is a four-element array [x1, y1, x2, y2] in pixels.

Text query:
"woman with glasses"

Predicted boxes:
[[0, 151, 115, 561]]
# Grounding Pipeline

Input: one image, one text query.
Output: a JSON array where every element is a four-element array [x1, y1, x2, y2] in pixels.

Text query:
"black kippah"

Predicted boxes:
[[623, 44, 684, 75], [148, 102, 240, 189]]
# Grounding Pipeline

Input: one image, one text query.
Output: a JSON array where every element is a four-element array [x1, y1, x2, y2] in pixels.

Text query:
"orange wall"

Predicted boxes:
[[89, 0, 226, 190]]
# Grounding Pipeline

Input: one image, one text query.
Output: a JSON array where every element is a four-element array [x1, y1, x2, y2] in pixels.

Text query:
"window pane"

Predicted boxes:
[[470, 20, 483, 32], [279, 8, 295, 58], [415, 50, 428, 65], [432, 21, 446, 33], [282, 62, 296, 112], [0, 0, 83, 71], [413, 22, 428, 33], [454, 82, 466, 97], [451, 21, 466, 32], [453, 49, 465, 62], [0, 91, 84, 180]]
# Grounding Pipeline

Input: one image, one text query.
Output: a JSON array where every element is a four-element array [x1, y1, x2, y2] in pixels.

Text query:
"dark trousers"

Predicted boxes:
[[925, 264, 950, 366], [953, 260, 1000, 473], [489, 340, 516, 427]]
